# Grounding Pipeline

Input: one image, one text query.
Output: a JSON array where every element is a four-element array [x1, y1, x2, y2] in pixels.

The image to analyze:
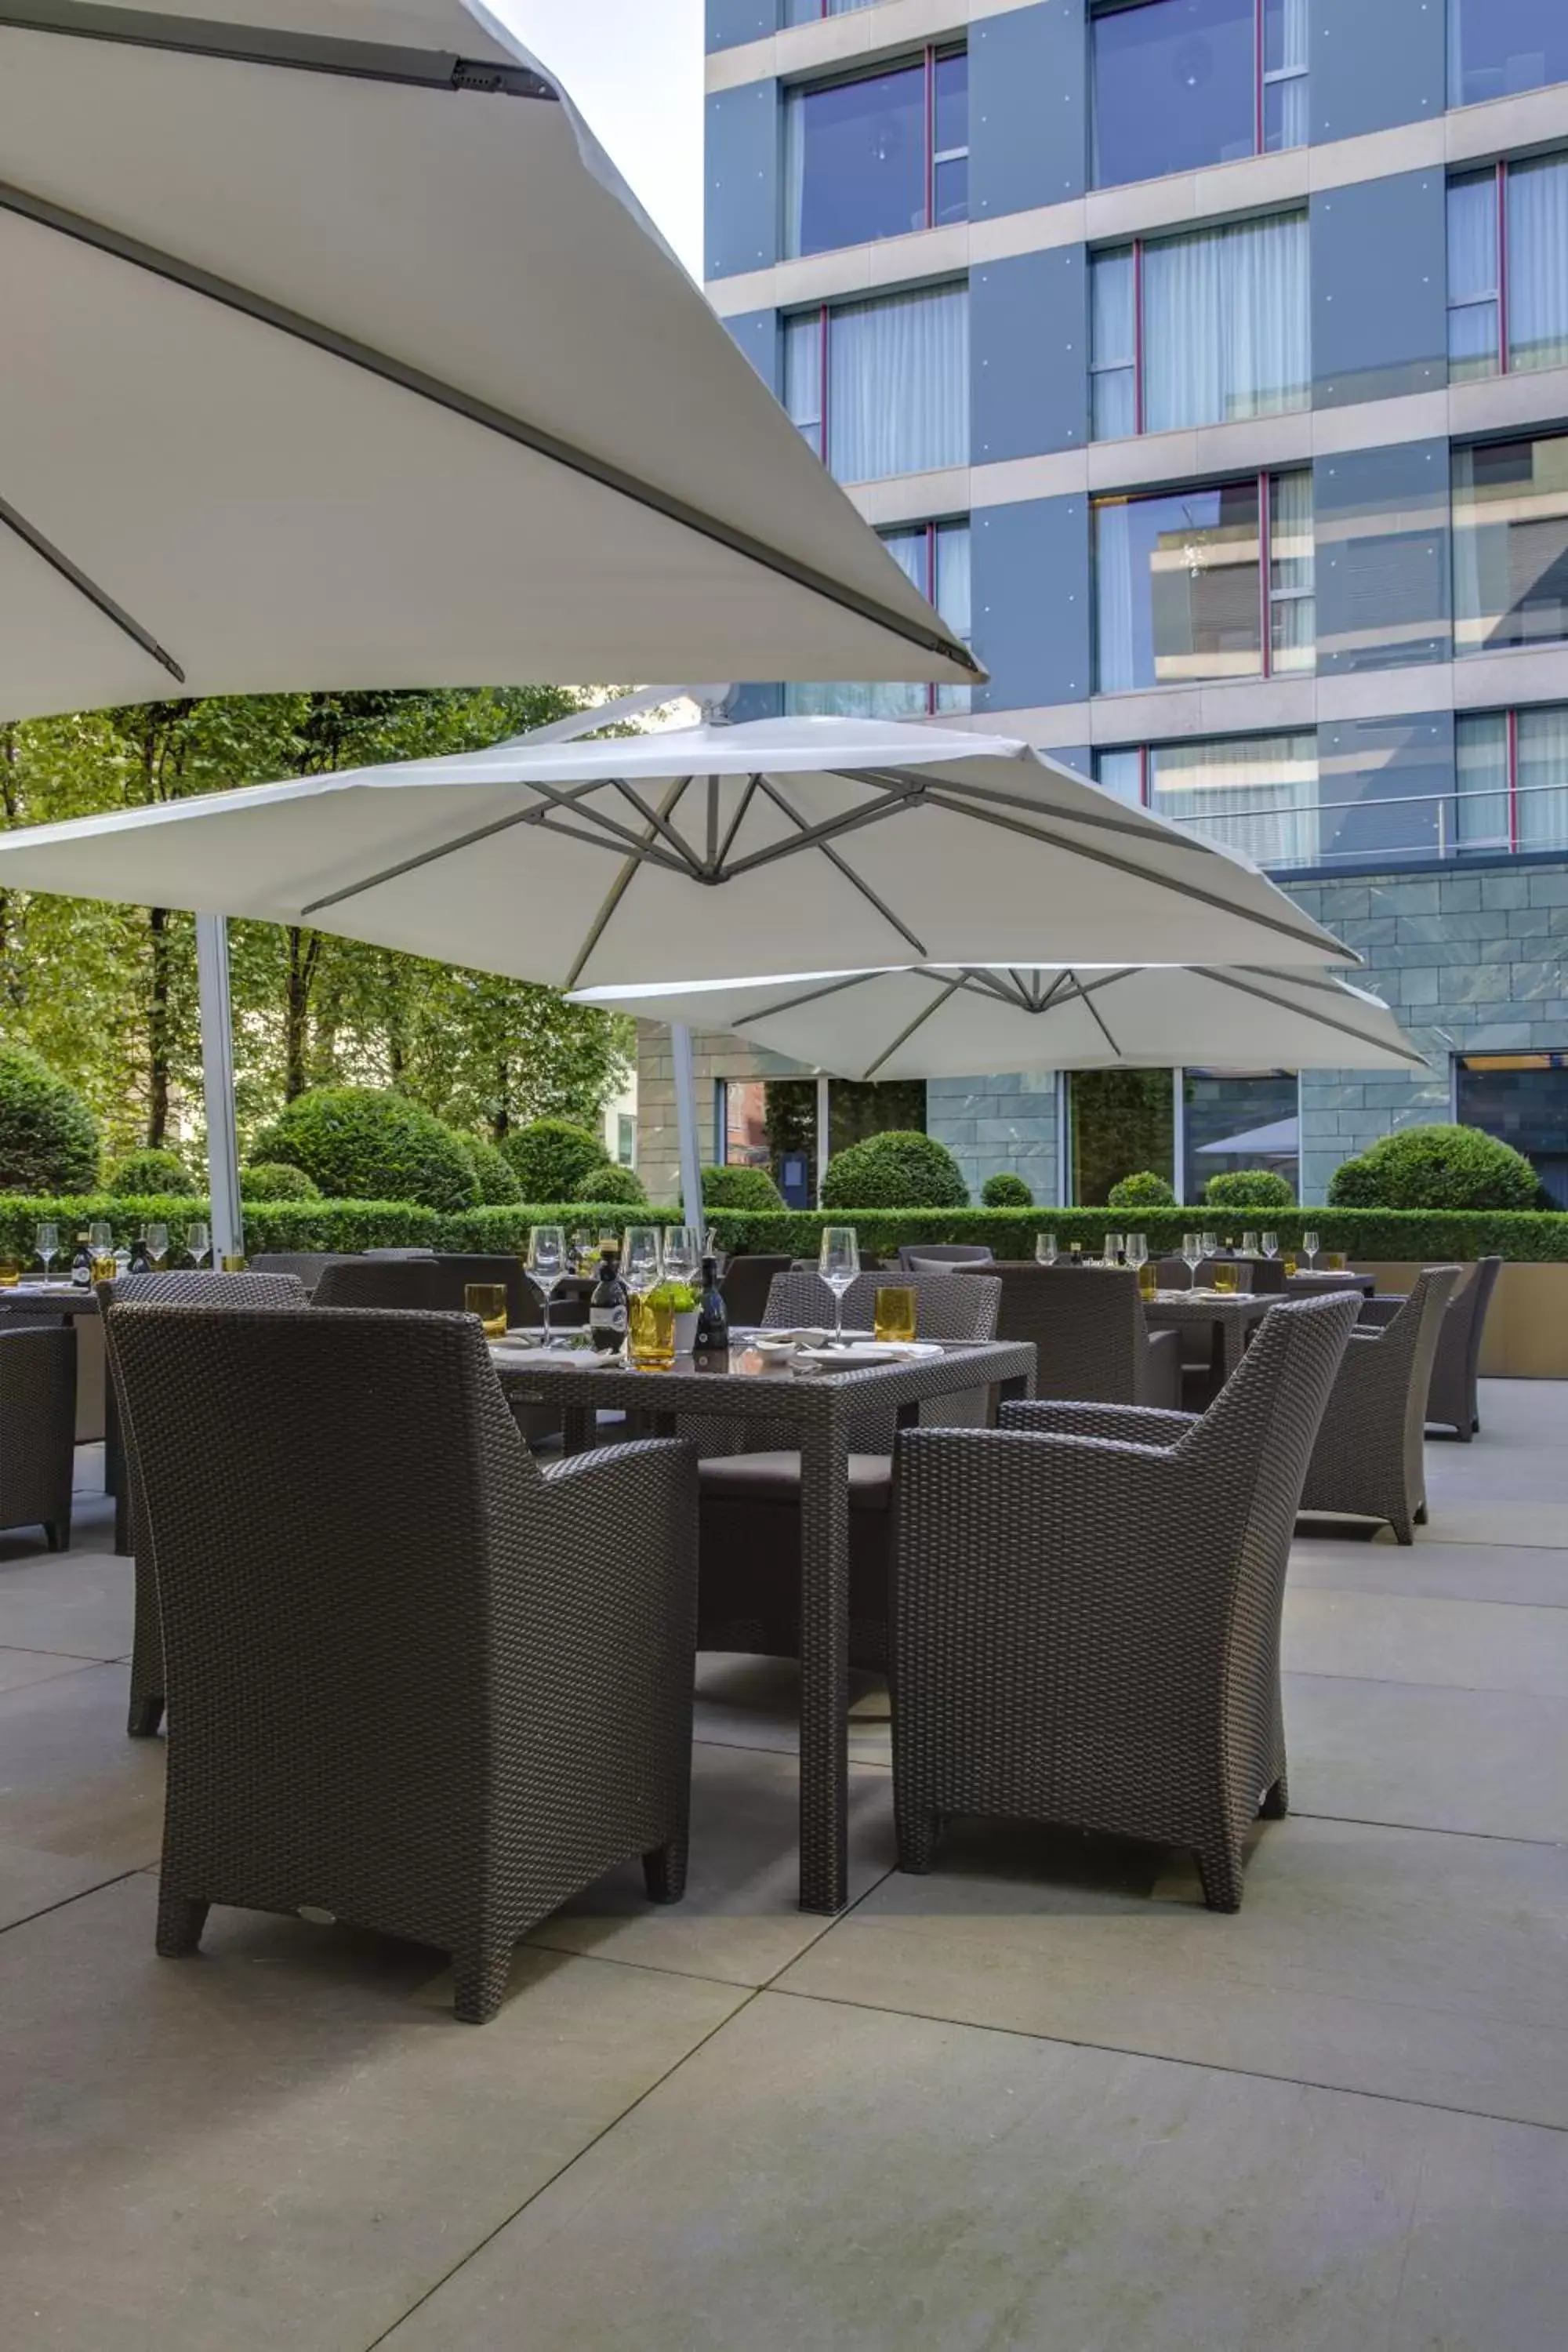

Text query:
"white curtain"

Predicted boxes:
[[782, 312, 822, 456], [1143, 212, 1308, 434], [1094, 501, 1137, 692], [1454, 713, 1511, 847], [1091, 249, 1136, 441], [1447, 173, 1501, 377], [1265, 0, 1310, 148], [1508, 154, 1568, 374], [1095, 750, 1144, 808], [1151, 731, 1317, 866], [1518, 703, 1568, 848], [1269, 468, 1315, 673], [933, 521, 973, 714], [1450, 445, 1488, 654], [829, 283, 968, 482]]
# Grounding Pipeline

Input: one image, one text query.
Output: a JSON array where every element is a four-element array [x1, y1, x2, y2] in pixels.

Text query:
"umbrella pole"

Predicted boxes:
[[670, 1024, 706, 1241], [195, 913, 244, 1267]]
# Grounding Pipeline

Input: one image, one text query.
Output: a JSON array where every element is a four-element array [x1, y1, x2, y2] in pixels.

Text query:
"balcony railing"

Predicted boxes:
[[1156, 775, 1568, 873]]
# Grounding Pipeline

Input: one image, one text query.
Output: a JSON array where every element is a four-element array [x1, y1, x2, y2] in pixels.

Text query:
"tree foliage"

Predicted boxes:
[[249, 1087, 481, 1211], [0, 1044, 100, 1192], [106, 1146, 197, 1197], [501, 1118, 608, 1201], [702, 1163, 785, 1210], [981, 1172, 1033, 1207]]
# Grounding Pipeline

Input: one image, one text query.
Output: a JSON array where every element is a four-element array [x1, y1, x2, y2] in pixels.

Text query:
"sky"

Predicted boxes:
[[495, 0, 705, 275]]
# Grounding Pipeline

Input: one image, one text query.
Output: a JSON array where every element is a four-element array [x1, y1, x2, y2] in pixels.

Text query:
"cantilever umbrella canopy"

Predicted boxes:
[[572, 962, 1422, 1081], [0, 0, 977, 715]]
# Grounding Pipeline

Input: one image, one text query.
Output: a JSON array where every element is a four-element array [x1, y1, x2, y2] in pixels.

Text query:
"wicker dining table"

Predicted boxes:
[[490, 1332, 1036, 1914], [1142, 1287, 1276, 1381]]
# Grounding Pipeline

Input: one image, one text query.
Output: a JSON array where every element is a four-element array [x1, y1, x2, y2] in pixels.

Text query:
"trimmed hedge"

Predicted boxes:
[[1107, 1171, 1176, 1211], [499, 1119, 604, 1203], [1329, 1123, 1539, 1213], [568, 1162, 647, 1205], [0, 1046, 100, 1194], [981, 1173, 1033, 1207], [821, 1131, 967, 1210], [1203, 1168, 1295, 1210], [241, 1161, 321, 1202], [249, 1087, 480, 1211], [106, 1147, 198, 1197], [702, 1163, 785, 1210]]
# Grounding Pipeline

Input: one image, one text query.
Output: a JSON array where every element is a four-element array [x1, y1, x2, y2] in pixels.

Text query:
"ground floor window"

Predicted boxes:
[[1184, 1070, 1298, 1203], [1456, 1053, 1568, 1205], [1066, 1067, 1299, 1204], [1068, 1070, 1174, 1207], [714, 1076, 925, 1208]]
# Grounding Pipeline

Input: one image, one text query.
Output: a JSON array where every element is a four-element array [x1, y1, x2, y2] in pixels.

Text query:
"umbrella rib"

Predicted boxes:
[[953, 967, 1028, 1011], [0, 490, 185, 681], [608, 779, 704, 876], [0, 175, 982, 684], [1073, 972, 1123, 1061], [564, 776, 692, 992], [742, 971, 887, 1023], [918, 771, 1214, 852], [1193, 966, 1429, 1066], [713, 774, 760, 873], [752, 779, 927, 958], [720, 782, 920, 879], [917, 790, 1352, 963], [0, 2, 556, 96], [299, 797, 689, 920], [862, 975, 967, 1081]]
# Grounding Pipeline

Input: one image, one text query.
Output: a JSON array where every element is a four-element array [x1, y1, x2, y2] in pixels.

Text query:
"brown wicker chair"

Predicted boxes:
[[107, 1302, 698, 2024], [891, 1290, 1361, 1910], [718, 1255, 793, 1328], [0, 1323, 77, 1551], [1298, 1267, 1461, 1543], [898, 1243, 994, 1272], [249, 1251, 358, 1294], [98, 1269, 307, 1736], [695, 1270, 1003, 1673], [1358, 1257, 1501, 1441], [956, 1261, 1181, 1408]]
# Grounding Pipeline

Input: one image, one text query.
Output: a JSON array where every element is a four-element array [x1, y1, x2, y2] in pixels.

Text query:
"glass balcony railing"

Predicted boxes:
[[1157, 775, 1568, 871]]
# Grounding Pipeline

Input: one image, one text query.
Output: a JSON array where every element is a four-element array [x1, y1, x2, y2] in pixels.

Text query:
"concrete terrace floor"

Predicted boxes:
[[2, 1387, 1566, 2351]]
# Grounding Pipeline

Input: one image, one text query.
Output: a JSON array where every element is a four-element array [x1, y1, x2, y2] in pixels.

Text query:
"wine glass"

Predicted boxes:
[[1261, 1232, 1279, 1261], [34, 1222, 57, 1282], [621, 1225, 664, 1298], [1181, 1231, 1203, 1288], [1241, 1230, 1260, 1258], [818, 1226, 861, 1347], [1034, 1231, 1057, 1267], [186, 1220, 210, 1268], [1302, 1229, 1320, 1271], [1124, 1232, 1146, 1272], [1102, 1231, 1123, 1268], [144, 1221, 169, 1271], [525, 1223, 568, 1345], [662, 1225, 700, 1290], [1201, 1231, 1218, 1262]]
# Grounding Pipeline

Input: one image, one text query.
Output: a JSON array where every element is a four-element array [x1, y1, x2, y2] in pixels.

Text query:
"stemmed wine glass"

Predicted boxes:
[[34, 1222, 57, 1282], [1034, 1231, 1057, 1267], [1125, 1232, 1148, 1286], [525, 1223, 568, 1345], [144, 1222, 169, 1272], [1181, 1231, 1203, 1289], [622, 1225, 664, 1295], [1241, 1229, 1260, 1258], [662, 1225, 700, 1290], [1201, 1230, 1219, 1262], [1102, 1231, 1123, 1268], [818, 1226, 861, 1347], [1301, 1229, 1320, 1271], [186, 1221, 210, 1268], [1261, 1232, 1279, 1261]]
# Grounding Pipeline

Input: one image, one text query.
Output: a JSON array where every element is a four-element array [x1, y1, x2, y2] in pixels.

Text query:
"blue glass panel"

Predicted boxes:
[[1454, 435, 1568, 656], [1094, 482, 1261, 694], [789, 63, 927, 258], [1450, 0, 1568, 107], [1091, 0, 1255, 191]]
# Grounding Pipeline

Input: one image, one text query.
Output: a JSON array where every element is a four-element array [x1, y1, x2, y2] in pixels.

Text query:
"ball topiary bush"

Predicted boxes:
[[981, 1171, 1033, 1207], [1203, 1167, 1294, 1211], [702, 1163, 785, 1211], [0, 1044, 100, 1193], [1327, 1122, 1538, 1213], [1107, 1170, 1177, 1211], [500, 1117, 605, 1202], [241, 1160, 321, 1202], [106, 1146, 198, 1197], [466, 1137, 521, 1205], [568, 1161, 648, 1205], [820, 1130, 968, 1210], [248, 1087, 481, 1210]]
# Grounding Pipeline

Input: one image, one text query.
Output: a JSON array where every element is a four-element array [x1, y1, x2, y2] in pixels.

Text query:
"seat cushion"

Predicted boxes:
[[697, 1450, 892, 1512]]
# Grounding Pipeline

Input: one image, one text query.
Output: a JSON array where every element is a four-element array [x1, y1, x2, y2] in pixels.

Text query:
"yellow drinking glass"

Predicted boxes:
[[465, 1282, 510, 1341], [1282, 1254, 1298, 1277], [628, 1294, 675, 1370], [1325, 1250, 1346, 1271], [1211, 1265, 1239, 1296], [221, 1254, 249, 1272], [873, 1285, 916, 1344], [0, 1260, 19, 1288], [91, 1253, 117, 1283], [1137, 1261, 1158, 1301]]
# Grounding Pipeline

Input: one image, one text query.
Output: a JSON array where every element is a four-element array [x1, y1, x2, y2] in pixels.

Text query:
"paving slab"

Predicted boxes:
[[0, 1646, 100, 1694], [0, 1872, 747, 2352], [524, 1739, 895, 1986], [1283, 1587, 1568, 1696], [0, 1840, 135, 1934], [1288, 1537, 1568, 1607], [0, 1543, 134, 1661], [695, 1652, 891, 1766], [0, 1661, 164, 1871], [1283, 1670, 1568, 1842], [378, 1987, 1568, 2352], [776, 1813, 1568, 2128]]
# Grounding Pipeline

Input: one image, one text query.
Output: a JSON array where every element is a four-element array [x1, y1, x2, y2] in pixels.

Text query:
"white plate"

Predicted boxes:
[[792, 1341, 944, 1370]]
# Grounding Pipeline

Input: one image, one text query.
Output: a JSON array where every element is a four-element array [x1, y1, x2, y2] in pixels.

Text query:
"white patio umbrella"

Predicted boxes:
[[572, 963, 1423, 1082], [0, 712, 1356, 1238]]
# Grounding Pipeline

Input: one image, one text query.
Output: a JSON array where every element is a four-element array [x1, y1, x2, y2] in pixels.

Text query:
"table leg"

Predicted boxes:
[[997, 1372, 1034, 1410], [797, 1413, 851, 1915]]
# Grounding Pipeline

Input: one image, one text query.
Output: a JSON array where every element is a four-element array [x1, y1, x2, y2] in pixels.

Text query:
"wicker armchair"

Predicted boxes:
[[1298, 1267, 1461, 1542], [107, 1302, 698, 2024], [0, 1323, 77, 1551], [891, 1291, 1361, 1910], [98, 1269, 307, 1736], [898, 1243, 994, 1272], [250, 1252, 358, 1294], [696, 1270, 1003, 1673], [956, 1261, 1181, 1408], [718, 1255, 793, 1328], [1359, 1257, 1501, 1441]]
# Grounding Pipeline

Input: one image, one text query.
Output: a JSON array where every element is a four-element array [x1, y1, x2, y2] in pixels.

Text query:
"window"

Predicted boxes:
[[717, 1080, 770, 1170], [615, 1113, 636, 1168], [1185, 1070, 1299, 1204], [782, 0, 881, 22], [1090, 212, 1308, 438], [1091, 0, 1307, 191], [784, 47, 967, 259], [1448, 157, 1568, 383], [786, 519, 971, 717], [1450, 0, 1568, 110], [1068, 1069, 1174, 1206], [1095, 731, 1319, 866], [782, 282, 968, 481], [1454, 706, 1568, 853], [1453, 434, 1568, 656], [1094, 469, 1313, 691], [1456, 1053, 1568, 1206]]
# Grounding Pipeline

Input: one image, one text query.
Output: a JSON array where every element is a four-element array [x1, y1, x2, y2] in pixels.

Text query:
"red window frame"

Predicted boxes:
[[1097, 468, 1305, 685]]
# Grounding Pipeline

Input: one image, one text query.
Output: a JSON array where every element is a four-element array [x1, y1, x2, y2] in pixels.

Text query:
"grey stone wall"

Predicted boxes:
[[635, 1020, 809, 1206]]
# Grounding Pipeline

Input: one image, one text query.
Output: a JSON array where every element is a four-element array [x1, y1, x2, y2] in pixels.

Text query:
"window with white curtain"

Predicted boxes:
[[1453, 434, 1568, 655], [1448, 156, 1568, 381], [786, 520, 971, 717], [1090, 0, 1307, 191], [1090, 212, 1308, 439], [1094, 468, 1313, 693], [1097, 732, 1319, 866], [782, 283, 969, 482], [1455, 707, 1568, 851]]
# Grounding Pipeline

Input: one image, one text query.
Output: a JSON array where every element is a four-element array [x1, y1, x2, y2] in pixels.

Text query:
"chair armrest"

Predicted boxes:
[[1000, 1398, 1197, 1448], [1356, 1297, 1405, 1328]]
